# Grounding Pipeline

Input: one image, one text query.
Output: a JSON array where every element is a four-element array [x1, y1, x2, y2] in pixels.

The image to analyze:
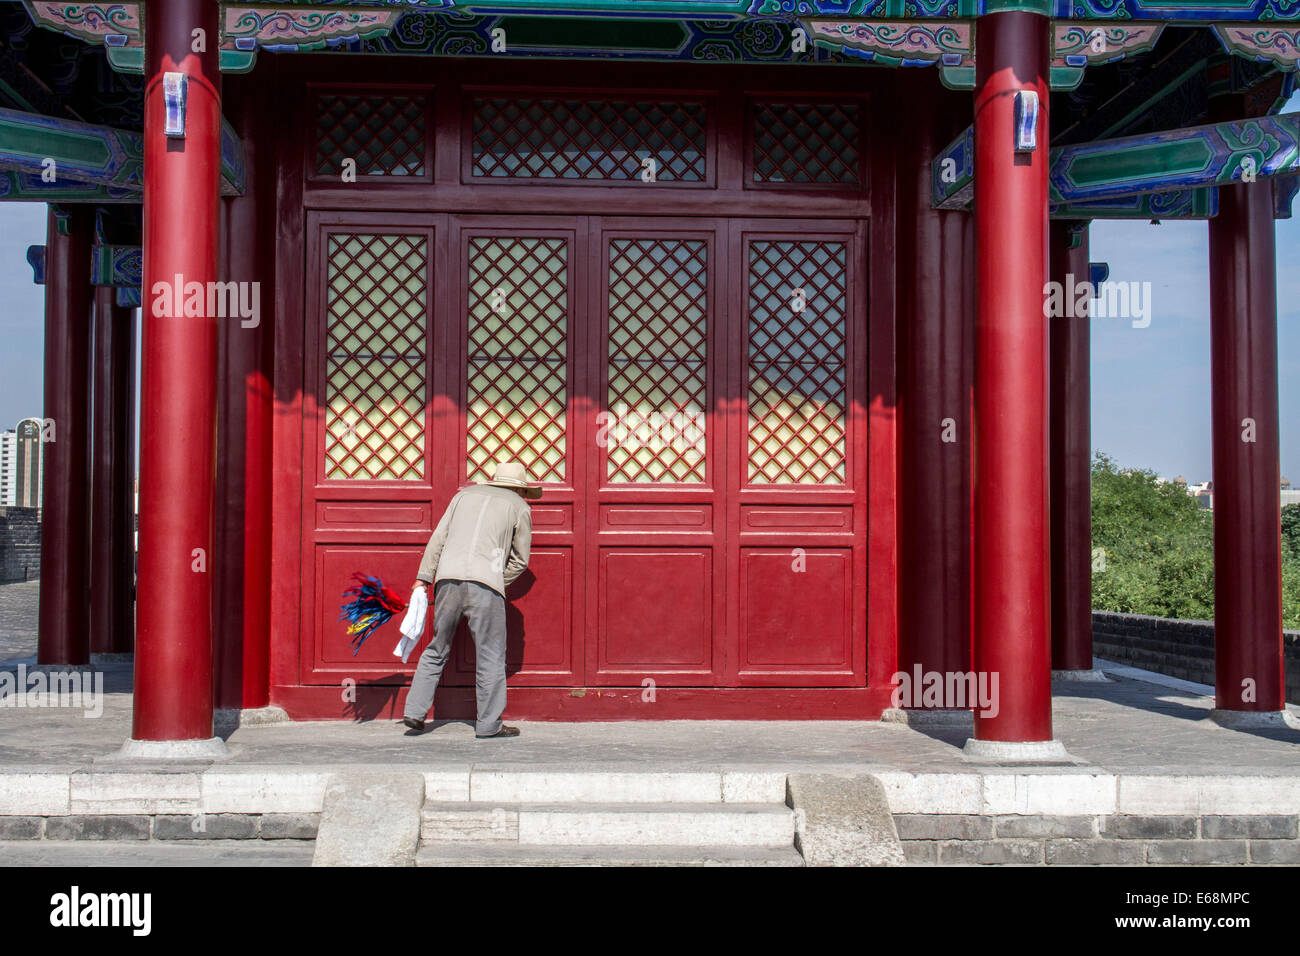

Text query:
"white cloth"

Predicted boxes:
[[394, 586, 428, 663]]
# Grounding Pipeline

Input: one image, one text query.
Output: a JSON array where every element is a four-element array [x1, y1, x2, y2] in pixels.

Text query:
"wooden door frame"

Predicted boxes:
[[267, 61, 902, 718], [297, 209, 447, 686], [443, 215, 588, 687], [724, 217, 870, 687], [584, 217, 729, 686]]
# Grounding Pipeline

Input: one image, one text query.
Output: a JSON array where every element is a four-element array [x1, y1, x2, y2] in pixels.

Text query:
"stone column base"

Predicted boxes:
[[881, 708, 975, 732], [1208, 709, 1300, 731], [962, 738, 1076, 763], [104, 736, 230, 761], [215, 705, 291, 734], [1051, 668, 1112, 683], [90, 652, 133, 665]]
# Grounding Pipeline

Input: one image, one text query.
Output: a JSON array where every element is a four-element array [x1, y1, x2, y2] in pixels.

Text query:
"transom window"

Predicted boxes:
[[752, 101, 864, 186], [471, 96, 708, 182]]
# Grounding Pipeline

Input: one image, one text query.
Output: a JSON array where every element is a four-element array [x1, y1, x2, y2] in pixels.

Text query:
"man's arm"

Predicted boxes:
[[502, 503, 532, 587], [415, 493, 459, 586]]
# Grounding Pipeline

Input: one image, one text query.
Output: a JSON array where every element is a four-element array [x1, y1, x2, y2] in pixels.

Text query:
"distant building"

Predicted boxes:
[[1278, 477, 1297, 510], [12, 417, 44, 510], [1179, 477, 1300, 511], [1185, 480, 1213, 510], [0, 429, 14, 506]]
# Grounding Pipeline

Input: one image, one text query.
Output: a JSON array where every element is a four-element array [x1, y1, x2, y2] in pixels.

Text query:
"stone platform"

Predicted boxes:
[[0, 652, 1298, 865], [3, 583, 1299, 866]]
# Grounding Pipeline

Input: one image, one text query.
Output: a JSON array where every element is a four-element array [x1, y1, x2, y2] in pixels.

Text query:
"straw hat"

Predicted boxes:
[[481, 461, 543, 499]]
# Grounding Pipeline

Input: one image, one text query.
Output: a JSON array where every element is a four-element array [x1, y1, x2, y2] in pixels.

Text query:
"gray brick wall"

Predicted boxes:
[[896, 813, 1300, 865], [1, 813, 319, 841], [1092, 611, 1300, 704], [0, 507, 40, 584]]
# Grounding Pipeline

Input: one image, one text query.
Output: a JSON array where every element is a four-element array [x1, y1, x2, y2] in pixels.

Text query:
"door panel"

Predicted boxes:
[[315, 545, 428, 673], [725, 221, 868, 687], [300, 212, 443, 685], [598, 549, 712, 670], [445, 220, 585, 686], [586, 223, 727, 685], [740, 547, 853, 670], [451, 546, 575, 679]]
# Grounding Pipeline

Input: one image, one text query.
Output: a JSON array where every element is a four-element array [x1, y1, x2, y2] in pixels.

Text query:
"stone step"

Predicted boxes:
[[420, 801, 796, 847], [417, 842, 804, 867], [461, 769, 786, 805], [314, 771, 425, 867]]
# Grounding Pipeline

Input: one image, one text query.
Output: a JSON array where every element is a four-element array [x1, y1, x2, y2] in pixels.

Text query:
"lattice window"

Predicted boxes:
[[467, 237, 568, 484], [324, 234, 428, 481], [747, 240, 848, 485], [606, 238, 708, 483], [752, 102, 862, 185], [471, 97, 707, 182], [315, 94, 427, 177]]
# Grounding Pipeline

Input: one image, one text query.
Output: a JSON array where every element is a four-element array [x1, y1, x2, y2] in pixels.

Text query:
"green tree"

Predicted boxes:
[[1091, 453, 1300, 629], [1090, 451, 1215, 620], [1282, 503, 1300, 559]]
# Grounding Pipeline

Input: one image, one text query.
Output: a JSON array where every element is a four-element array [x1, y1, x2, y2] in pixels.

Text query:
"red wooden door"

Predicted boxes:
[[299, 210, 451, 686], [727, 220, 869, 687], [298, 211, 865, 691], [586, 220, 726, 686], [443, 217, 586, 687]]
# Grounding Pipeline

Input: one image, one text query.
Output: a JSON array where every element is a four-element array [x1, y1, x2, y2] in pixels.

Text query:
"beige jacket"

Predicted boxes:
[[416, 484, 532, 596]]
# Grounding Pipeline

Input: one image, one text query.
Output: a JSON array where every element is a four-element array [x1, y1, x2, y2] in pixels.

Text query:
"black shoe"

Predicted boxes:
[[402, 716, 425, 732], [476, 724, 520, 739]]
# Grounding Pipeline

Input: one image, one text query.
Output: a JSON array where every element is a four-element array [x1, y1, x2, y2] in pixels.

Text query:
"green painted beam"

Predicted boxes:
[[91, 244, 142, 288], [1052, 112, 1299, 202], [0, 171, 139, 202], [0, 108, 246, 199], [1052, 188, 1219, 218], [0, 106, 139, 189], [935, 112, 1300, 209]]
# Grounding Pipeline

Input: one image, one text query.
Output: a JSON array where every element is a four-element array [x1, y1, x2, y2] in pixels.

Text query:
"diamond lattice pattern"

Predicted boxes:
[[472, 98, 706, 182], [753, 102, 861, 185], [467, 237, 568, 484], [325, 233, 428, 481], [747, 240, 848, 484], [606, 238, 708, 483], [316, 94, 426, 177]]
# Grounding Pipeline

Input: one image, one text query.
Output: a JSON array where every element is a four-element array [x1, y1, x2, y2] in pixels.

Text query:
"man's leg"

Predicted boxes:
[[403, 580, 464, 722], [463, 582, 508, 737]]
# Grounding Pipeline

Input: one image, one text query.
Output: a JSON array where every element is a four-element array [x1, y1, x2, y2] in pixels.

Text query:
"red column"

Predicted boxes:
[[89, 289, 136, 656], [89, 285, 117, 655], [133, 0, 222, 742], [111, 300, 137, 653], [1208, 177, 1287, 719], [971, 11, 1055, 746], [897, 78, 973, 701], [1049, 221, 1095, 672], [37, 207, 94, 666], [214, 78, 273, 713]]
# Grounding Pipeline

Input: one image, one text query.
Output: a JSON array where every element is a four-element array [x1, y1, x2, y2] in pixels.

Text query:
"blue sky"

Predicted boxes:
[[0, 160, 1297, 484], [1090, 213, 1300, 484]]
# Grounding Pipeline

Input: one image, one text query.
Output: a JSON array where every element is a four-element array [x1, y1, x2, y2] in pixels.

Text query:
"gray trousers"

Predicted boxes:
[[403, 579, 507, 736]]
